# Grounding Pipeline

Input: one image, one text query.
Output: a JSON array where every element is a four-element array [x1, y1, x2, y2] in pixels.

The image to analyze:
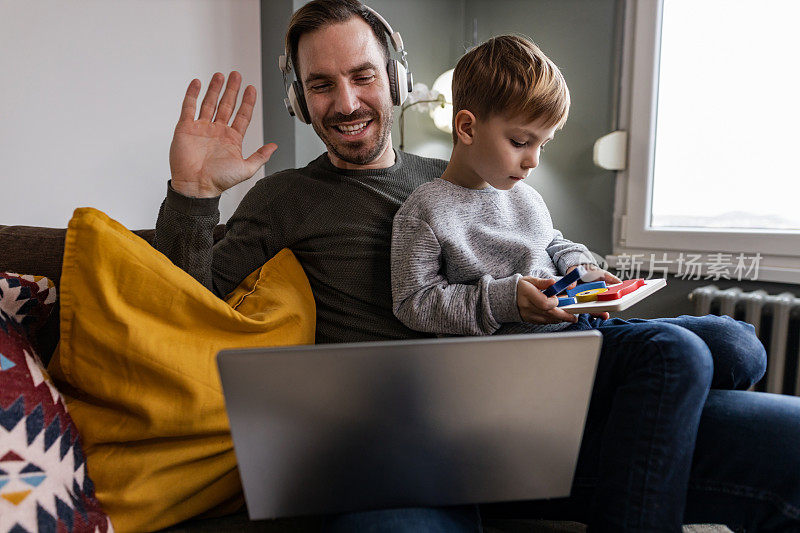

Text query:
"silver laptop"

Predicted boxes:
[[217, 331, 602, 520]]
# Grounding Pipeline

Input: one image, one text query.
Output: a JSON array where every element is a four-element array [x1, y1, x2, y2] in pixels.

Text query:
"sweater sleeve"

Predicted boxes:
[[152, 181, 221, 293], [545, 229, 597, 274], [391, 214, 522, 336], [152, 180, 275, 299]]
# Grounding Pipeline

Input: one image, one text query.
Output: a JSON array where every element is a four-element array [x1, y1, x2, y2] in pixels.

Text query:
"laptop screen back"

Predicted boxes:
[[217, 331, 601, 519]]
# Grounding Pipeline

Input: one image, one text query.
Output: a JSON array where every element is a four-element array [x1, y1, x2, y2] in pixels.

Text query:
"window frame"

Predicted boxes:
[[611, 0, 800, 284]]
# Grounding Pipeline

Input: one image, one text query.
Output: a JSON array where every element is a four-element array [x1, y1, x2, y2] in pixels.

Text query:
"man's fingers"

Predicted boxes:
[[179, 79, 201, 123], [244, 143, 278, 176], [198, 72, 225, 121], [231, 85, 257, 136], [214, 71, 242, 125]]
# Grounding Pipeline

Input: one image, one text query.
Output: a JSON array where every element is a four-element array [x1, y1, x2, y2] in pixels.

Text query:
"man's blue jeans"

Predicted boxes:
[[323, 315, 800, 532]]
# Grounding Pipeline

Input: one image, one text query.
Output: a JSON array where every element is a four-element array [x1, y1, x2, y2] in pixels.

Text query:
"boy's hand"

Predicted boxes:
[[564, 264, 622, 320], [517, 277, 579, 325]]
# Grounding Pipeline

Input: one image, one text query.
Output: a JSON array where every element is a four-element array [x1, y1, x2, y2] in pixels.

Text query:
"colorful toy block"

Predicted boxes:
[[575, 288, 609, 302], [543, 266, 602, 297], [566, 280, 607, 298], [558, 278, 667, 314], [543, 267, 583, 297], [597, 279, 646, 301], [557, 296, 577, 306]]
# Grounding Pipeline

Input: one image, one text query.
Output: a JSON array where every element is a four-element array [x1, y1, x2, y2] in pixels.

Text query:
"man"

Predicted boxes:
[[154, 2, 480, 529], [154, 1, 460, 346], [154, 1, 800, 531]]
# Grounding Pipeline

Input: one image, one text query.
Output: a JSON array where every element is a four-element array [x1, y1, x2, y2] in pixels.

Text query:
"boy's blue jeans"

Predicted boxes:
[[322, 315, 800, 532]]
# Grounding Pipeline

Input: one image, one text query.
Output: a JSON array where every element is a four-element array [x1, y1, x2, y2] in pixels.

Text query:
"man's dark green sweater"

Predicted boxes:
[[153, 150, 446, 344]]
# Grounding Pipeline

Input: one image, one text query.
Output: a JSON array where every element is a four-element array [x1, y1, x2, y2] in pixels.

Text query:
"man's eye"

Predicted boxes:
[[510, 139, 527, 148], [356, 75, 375, 84], [310, 83, 331, 92]]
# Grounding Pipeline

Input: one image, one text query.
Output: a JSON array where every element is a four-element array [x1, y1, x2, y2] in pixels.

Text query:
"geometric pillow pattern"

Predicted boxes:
[[0, 272, 113, 533]]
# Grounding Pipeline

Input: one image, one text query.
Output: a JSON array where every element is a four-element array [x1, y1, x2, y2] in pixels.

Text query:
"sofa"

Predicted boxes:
[[0, 222, 728, 533]]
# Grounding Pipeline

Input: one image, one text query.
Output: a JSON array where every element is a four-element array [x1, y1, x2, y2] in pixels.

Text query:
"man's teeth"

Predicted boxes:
[[336, 122, 368, 135]]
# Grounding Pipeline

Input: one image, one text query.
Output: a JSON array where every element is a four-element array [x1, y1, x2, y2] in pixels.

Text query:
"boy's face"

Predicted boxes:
[[467, 114, 557, 190]]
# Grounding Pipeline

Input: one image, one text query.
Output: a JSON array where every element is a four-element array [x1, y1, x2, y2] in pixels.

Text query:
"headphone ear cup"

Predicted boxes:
[[386, 59, 402, 105], [288, 81, 311, 124], [387, 59, 407, 106], [394, 60, 409, 106]]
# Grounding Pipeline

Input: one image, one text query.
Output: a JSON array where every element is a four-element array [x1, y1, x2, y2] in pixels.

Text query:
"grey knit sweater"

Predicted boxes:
[[153, 150, 446, 344], [391, 178, 596, 336]]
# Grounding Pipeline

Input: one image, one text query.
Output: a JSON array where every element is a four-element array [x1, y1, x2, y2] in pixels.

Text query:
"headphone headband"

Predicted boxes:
[[279, 3, 412, 124], [362, 6, 403, 55]]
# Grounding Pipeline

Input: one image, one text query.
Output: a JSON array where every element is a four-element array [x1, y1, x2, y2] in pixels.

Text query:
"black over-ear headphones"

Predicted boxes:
[[278, 4, 412, 124]]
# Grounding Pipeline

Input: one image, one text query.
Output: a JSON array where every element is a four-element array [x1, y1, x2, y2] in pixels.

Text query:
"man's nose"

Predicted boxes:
[[335, 84, 360, 116]]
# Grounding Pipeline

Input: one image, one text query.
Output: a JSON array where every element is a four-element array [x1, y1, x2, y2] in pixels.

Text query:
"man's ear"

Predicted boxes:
[[453, 110, 477, 145]]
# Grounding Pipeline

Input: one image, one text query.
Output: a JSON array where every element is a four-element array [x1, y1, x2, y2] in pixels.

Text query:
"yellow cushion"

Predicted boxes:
[[48, 208, 315, 532]]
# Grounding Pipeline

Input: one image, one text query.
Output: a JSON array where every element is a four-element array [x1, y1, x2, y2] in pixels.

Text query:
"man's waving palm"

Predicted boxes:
[[169, 71, 277, 199]]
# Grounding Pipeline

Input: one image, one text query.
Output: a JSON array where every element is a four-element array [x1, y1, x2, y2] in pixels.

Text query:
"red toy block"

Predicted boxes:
[[597, 279, 646, 301]]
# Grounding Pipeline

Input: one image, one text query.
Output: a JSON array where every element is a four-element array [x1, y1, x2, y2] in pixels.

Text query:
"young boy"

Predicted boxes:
[[391, 34, 614, 337], [390, 35, 769, 530]]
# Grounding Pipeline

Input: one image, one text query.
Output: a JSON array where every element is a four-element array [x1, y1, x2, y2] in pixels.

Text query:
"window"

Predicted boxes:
[[612, 0, 800, 283]]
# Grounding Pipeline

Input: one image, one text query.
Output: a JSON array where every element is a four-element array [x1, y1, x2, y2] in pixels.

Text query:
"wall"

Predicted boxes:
[[260, 0, 298, 175], [0, 0, 264, 229]]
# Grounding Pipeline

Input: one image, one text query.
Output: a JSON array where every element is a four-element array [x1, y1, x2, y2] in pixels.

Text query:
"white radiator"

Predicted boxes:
[[689, 285, 800, 395]]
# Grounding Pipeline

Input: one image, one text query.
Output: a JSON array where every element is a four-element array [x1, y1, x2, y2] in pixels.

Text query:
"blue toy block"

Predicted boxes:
[[566, 280, 607, 298], [557, 296, 577, 306], [543, 266, 586, 297]]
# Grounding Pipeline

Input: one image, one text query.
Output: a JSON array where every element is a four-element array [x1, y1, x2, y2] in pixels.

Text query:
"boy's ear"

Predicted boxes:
[[454, 110, 477, 145]]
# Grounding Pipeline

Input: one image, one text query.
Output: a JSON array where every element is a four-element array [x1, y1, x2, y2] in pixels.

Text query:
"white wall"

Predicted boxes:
[[0, 0, 263, 229]]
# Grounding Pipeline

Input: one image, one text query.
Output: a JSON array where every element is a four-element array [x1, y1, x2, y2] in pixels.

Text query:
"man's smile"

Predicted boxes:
[[332, 119, 373, 138]]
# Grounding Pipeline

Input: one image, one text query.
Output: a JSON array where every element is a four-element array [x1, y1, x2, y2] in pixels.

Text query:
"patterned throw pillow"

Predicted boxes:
[[0, 272, 112, 533]]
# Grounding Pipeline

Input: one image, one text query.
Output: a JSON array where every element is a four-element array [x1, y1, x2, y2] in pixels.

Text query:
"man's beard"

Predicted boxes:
[[313, 104, 394, 166]]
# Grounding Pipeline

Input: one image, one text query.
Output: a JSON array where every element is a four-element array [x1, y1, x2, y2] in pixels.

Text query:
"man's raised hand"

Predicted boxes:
[[169, 71, 278, 198]]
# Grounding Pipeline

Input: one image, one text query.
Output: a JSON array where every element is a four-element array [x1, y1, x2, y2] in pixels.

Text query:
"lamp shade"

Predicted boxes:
[[429, 68, 454, 133]]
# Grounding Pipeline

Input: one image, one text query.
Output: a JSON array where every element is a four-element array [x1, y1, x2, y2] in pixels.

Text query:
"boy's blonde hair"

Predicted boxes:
[[451, 34, 570, 143]]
